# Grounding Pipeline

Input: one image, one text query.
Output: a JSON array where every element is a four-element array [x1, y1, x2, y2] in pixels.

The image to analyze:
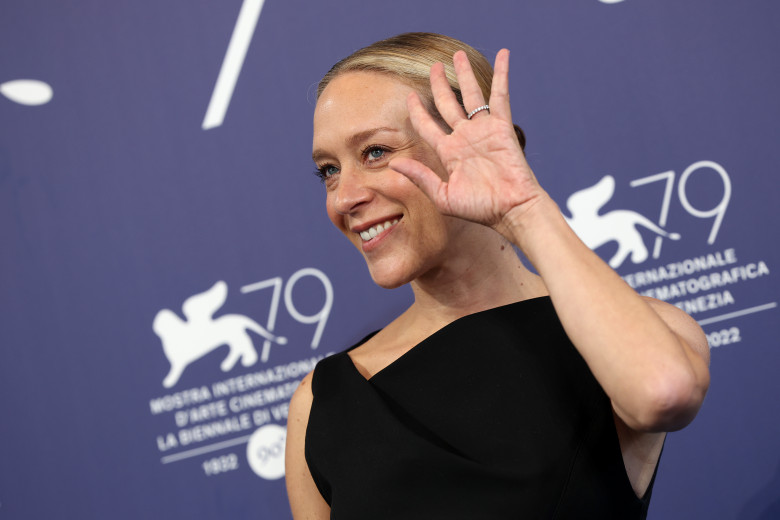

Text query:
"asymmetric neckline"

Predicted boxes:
[[305, 293, 657, 518], [345, 296, 551, 382]]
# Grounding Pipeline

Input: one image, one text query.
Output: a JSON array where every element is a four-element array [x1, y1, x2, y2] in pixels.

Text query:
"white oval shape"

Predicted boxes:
[[0, 79, 53, 106], [246, 424, 286, 480], [599, 0, 625, 3]]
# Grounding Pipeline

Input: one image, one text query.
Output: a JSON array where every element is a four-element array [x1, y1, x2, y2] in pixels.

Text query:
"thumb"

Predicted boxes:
[[389, 157, 448, 209]]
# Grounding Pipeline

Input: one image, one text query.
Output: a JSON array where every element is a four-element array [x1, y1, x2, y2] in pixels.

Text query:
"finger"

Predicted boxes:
[[406, 91, 447, 147], [488, 48, 512, 122], [389, 157, 449, 211], [429, 61, 467, 127], [452, 50, 487, 116]]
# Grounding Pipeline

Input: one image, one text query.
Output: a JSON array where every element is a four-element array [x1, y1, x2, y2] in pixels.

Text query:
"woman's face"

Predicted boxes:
[[312, 71, 470, 289]]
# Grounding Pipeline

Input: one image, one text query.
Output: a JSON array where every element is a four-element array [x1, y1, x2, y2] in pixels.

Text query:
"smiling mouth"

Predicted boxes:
[[359, 219, 400, 242]]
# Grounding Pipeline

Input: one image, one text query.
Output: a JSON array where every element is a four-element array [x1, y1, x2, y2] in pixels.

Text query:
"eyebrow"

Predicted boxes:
[[312, 126, 401, 161]]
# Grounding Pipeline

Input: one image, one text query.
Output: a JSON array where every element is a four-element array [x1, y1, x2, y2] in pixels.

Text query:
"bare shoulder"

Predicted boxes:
[[285, 370, 329, 519], [643, 296, 710, 364], [289, 370, 315, 418], [286, 371, 316, 468]]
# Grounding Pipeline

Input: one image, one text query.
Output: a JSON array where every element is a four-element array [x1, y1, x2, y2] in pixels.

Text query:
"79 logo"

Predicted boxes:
[[565, 160, 732, 269], [153, 267, 332, 388], [630, 160, 731, 257], [240, 267, 333, 362]]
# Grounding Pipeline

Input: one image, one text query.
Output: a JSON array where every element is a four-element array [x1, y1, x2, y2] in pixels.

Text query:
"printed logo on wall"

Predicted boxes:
[[202, 0, 266, 130], [154, 281, 288, 388], [148, 267, 333, 480], [565, 174, 681, 268], [565, 160, 776, 348], [0, 79, 53, 106]]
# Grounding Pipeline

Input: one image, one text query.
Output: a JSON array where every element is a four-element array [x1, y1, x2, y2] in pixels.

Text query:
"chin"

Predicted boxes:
[[365, 261, 417, 290], [367, 270, 410, 290]]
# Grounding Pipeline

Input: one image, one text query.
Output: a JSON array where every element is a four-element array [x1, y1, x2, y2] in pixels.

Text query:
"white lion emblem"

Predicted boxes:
[[153, 281, 287, 388], [564, 175, 680, 268]]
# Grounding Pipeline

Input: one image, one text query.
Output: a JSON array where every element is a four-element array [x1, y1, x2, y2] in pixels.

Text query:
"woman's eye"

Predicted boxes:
[[364, 146, 388, 163], [315, 164, 339, 181]]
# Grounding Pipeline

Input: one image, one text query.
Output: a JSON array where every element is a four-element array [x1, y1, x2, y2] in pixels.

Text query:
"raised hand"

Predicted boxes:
[[389, 49, 546, 234]]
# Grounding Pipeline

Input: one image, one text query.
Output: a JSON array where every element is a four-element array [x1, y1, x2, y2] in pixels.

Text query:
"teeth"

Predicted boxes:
[[359, 219, 399, 241]]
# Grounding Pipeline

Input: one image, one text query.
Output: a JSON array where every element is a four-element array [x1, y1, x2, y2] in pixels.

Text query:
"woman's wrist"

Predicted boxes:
[[497, 191, 567, 253]]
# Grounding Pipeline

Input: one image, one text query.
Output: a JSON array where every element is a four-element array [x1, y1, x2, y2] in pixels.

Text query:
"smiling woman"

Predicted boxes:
[[313, 72, 469, 289], [286, 32, 710, 519]]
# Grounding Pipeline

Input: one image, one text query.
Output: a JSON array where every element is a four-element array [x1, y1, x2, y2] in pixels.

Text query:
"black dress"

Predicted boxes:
[[305, 297, 658, 519]]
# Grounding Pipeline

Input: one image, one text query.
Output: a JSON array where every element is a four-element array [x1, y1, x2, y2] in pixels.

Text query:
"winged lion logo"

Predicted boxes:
[[564, 175, 681, 268], [153, 281, 287, 388]]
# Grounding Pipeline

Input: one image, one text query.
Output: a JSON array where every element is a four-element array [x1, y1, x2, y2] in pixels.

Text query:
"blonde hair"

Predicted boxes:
[[317, 32, 526, 150]]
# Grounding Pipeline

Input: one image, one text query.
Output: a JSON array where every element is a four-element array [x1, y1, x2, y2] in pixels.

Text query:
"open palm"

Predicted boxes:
[[390, 49, 546, 230]]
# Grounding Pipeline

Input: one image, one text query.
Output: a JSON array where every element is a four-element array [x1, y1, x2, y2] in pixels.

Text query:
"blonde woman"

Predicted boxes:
[[286, 33, 709, 519]]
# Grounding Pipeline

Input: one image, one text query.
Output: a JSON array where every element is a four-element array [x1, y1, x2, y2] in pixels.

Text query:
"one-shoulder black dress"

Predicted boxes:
[[305, 297, 658, 519]]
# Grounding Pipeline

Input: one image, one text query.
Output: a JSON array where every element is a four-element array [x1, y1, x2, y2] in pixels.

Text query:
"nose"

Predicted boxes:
[[331, 168, 372, 215]]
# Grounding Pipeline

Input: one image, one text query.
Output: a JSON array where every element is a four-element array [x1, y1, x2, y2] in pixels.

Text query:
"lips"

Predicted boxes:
[[358, 218, 398, 242], [352, 215, 403, 243], [359, 219, 400, 241]]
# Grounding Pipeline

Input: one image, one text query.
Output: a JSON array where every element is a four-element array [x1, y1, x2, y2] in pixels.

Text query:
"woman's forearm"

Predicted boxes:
[[502, 192, 710, 432]]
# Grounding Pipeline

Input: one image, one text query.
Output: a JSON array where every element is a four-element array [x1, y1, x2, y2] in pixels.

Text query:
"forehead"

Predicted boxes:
[[313, 71, 416, 134]]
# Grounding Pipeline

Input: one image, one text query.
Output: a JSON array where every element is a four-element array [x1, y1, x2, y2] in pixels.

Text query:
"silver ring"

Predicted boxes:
[[467, 104, 490, 120]]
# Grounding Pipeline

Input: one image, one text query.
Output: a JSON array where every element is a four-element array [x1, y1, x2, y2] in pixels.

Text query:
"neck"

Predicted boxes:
[[406, 227, 547, 328]]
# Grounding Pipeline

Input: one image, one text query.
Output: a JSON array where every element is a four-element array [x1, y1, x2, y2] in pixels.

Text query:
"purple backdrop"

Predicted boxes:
[[1, 1, 778, 518]]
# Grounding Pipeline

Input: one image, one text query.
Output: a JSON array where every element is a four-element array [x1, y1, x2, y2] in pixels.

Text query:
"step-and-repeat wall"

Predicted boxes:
[[2, 1, 778, 518]]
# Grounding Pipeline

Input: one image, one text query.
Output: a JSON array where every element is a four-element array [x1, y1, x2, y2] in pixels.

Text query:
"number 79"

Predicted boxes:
[[630, 160, 732, 258]]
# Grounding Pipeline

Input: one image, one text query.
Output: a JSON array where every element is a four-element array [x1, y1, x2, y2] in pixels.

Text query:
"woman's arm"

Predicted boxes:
[[285, 372, 331, 519], [506, 194, 709, 431], [389, 49, 710, 432]]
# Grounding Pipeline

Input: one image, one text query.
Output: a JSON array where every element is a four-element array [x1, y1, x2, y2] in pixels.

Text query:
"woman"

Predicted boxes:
[[286, 33, 709, 519]]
